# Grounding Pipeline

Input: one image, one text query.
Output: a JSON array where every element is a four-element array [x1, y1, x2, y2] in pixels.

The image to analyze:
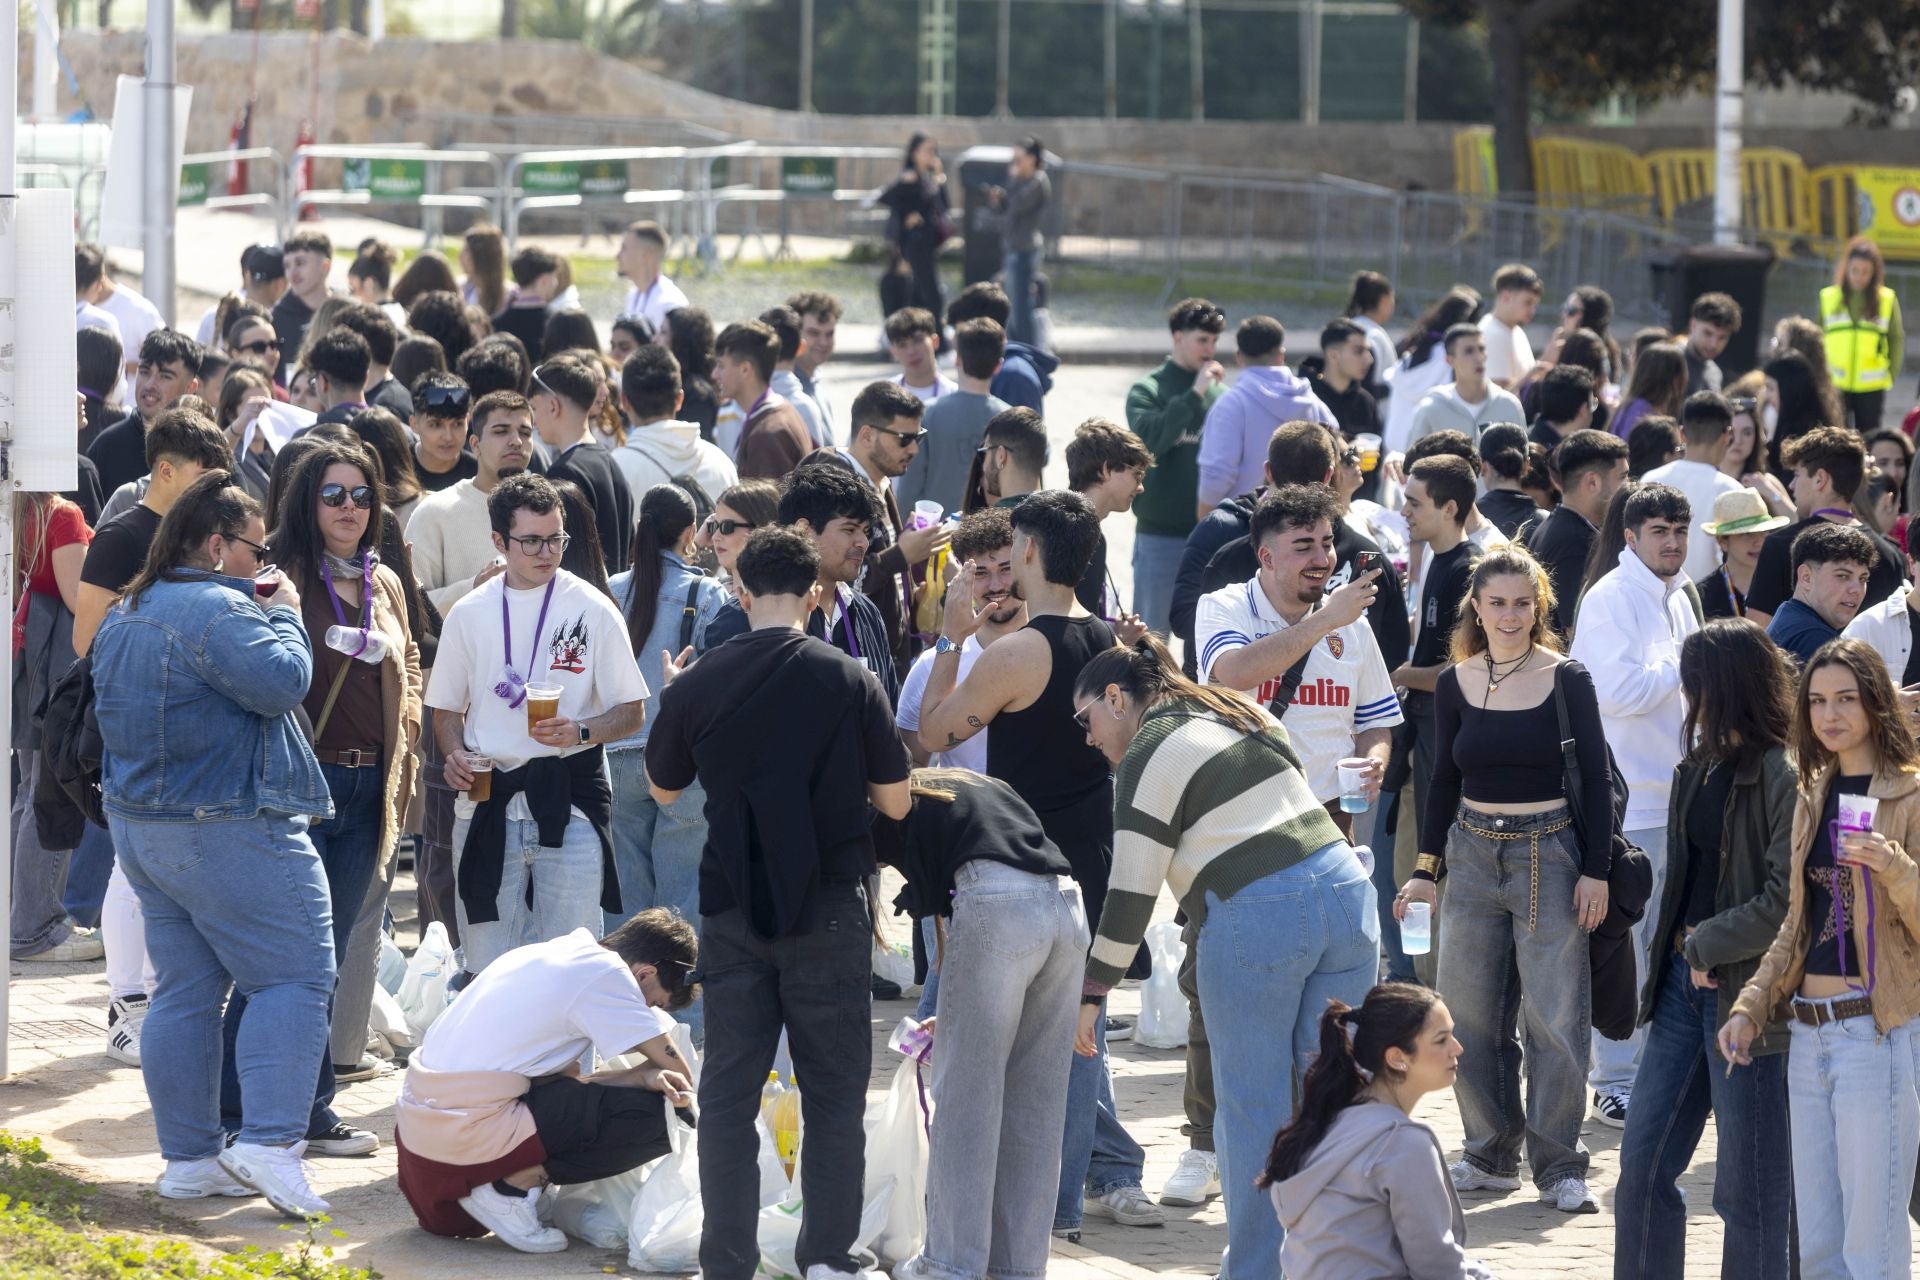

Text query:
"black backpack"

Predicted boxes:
[[625, 439, 719, 571], [36, 655, 105, 850]]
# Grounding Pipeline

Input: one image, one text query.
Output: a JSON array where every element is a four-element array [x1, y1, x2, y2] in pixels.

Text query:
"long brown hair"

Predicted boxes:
[[1450, 546, 1562, 662], [1836, 236, 1887, 320], [269, 441, 387, 594], [1073, 634, 1266, 736], [624, 484, 699, 653], [1624, 341, 1689, 417], [1793, 637, 1920, 783], [120, 472, 260, 610], [1681, 619, 1795, 765], [463, 224, 507, 317]]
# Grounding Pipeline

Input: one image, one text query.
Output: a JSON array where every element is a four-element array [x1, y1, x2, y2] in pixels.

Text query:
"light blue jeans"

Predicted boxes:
[[924, 862, 1086, 1280], [1591, 824, 1669, 1096], [916, 915, 941, 1021], [450, 811, 604, 975], [1197, 842, 1379, 1280], [1788, 1009, 1920, 1280], [1130, 532, 1187, 637], [1003, 249, 1039, 347], [606, 747, 709, 1041], [1053, 1000, 1147, 1230], [109, 810, 334, 1160]]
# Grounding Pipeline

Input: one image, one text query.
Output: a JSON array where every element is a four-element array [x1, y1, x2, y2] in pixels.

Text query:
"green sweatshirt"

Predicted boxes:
[[1125, 357, 1224, 539]]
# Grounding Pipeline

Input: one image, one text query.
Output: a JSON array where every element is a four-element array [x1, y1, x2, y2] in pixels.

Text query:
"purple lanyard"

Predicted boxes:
[[1826, 818, 1880, 995], [745, 388, 770, 421], [500, 576, 558, 709], [1813, 508, 1857, 522], [833, 588, 861, 660], [319, 555, 375, 658]]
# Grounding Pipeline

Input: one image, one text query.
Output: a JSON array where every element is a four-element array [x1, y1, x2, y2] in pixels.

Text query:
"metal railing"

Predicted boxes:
[[179, 146, 285, 231], [288, 144, 505, 247]]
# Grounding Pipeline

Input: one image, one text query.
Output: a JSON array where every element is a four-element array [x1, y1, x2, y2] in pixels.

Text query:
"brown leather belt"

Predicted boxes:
[[315, 748, 382, 769], [1791, 996, 1873, 1027]]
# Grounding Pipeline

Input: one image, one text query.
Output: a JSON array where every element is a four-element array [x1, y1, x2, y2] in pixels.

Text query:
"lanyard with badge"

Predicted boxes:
[[832, 587, 879, 677], [493, 577, 557, 708]]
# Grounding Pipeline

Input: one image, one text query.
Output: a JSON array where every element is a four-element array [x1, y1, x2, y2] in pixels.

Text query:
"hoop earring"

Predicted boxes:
[[1110, 707, 1124, 719]]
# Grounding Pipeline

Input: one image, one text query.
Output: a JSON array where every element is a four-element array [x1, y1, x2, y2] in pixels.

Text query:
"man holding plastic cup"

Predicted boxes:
[[1194, 483, 1401, 837], [426, 473, 649, 976]]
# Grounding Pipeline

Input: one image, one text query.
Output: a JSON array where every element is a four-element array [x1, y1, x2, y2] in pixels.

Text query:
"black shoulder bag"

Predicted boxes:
[[1264, 648, 1315, 719]]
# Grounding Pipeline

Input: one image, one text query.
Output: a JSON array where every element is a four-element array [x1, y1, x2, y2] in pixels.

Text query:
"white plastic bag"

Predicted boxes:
[[862, 1057, 931, 1267], [377, 931, 407, 995], [756, 1183, 892, 1280], [396, 920, 454, 1039], [872, 939, 918, 995], [627, 1115, 704, 1272], [368, 982, 415, 1054], [1135, 921, 1189, 1049]]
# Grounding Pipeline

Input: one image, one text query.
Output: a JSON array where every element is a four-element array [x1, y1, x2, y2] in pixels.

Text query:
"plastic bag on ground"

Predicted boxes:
[[396, 919, 454, 1039], [1135, 920, 1189, 1049], [368, 982, 415, 1055], [872, 939, 918, 995], [756, 1182, 891, 1280], [377, 930, 407, 995], [628, 1113, 703, 1272], [862, 1056, 931, 1267]]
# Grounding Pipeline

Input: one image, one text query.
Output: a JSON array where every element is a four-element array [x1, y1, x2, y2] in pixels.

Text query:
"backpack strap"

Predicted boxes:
[[1265, 648, 1315, 719], [677, 580, 702, 653]]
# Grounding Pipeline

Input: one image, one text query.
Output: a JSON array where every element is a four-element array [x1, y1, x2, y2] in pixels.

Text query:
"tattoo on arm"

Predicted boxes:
[[966, 716, 984, 730]]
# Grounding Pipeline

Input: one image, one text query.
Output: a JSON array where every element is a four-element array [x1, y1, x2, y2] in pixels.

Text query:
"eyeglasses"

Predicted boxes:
[[1562, 301, 1584, 317], [234, 339, 280, 356], [1340, 449, 1361, 467], [319, 483, 375, 510], [701, 516, 755, 537], [1072, 698, 1100, 733], [418, 385, 472, 414], [231, 534, 271, 558], [875, 426, 929, 446], [507, 533, 572, 555]]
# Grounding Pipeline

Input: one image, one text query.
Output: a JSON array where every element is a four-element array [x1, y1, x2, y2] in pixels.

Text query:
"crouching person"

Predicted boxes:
[[395, 909, 699, 1252]]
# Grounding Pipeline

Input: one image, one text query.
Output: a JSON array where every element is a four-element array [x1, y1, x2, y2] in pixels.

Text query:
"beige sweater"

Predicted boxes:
[[407, 480, 495, 615], [396, 1063, 537, 1167]]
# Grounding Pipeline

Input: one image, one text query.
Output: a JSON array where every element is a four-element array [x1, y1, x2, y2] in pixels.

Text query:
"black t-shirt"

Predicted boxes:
[[1411, 540, 1482, 671], [67, 455, 106, 527], [1746, 516, 1905, 619], [1906, 607, 1920, 687], [1478, 489, 1549, 540], [415, 449, 479, 494], [369, 375, 414, 420], [1308, 374, 1381, 437], [493, 302, 552, 363], [547, 441, 635, 577], [1804, 773, 1874, 979], [80, 504, 162, 595], [1526, 506, 1595, 638], [271, 292, 316, 384], [644, 627, 910, 940], [1681, 760, 1735, 931], [895, 772, 1073, 920], [85, 410, 149, 500], [1698, 567, 1744, 620]]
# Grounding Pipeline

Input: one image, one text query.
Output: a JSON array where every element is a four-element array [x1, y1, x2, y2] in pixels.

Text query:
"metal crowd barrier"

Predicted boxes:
[[289, 144, 504, 248]]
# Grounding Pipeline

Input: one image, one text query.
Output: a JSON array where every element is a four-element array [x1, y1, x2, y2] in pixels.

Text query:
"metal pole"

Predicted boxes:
[[1103, 0, 1117, 119], [798, 0, 814, 112], [143, 0, 177, 325], [32, 1, 58, 119], [994, 0, 1011, 118], [1299, 0, 1321, 126], [1147, 5, 1161, 120], [0, 0, 18, 1083], [1713, 0, 1743, 245], [1188, 0, 1204, 121], [1403, 17, 1420, 125]]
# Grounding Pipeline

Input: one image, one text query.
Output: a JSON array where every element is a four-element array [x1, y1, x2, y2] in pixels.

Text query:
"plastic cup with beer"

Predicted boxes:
[[1354, 433, 1383, 474], [525, 683, 563, 737], [467, 754, 494, 802]]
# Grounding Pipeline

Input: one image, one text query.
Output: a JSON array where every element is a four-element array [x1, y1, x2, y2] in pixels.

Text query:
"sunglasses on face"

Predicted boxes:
[[508, 533, 571, 555], [235, 338, 281, 356], [319, 483, 374, 510], [876, 426, 929, 446], [418, 385, 472, 414], [701, 516, 755, 537], [231, 534, 271, 558]]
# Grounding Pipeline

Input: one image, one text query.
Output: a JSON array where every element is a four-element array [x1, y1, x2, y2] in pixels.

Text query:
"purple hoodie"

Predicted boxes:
[[1195, 364, 1337, 507]]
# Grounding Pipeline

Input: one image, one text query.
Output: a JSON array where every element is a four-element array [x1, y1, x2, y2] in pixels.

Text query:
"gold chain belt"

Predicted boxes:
[[1458, 814, 1573, 932]]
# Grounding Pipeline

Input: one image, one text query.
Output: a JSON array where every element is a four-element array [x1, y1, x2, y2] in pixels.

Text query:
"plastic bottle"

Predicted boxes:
[[767, 1075, 801, 1177], [325, 625, 390, 664]]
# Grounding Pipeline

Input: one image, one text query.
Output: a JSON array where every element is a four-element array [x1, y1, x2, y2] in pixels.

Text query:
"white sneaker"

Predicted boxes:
[[803, 1265, 882, 1280], [156, 1157, 259, 1200], [1540, 1175, 1599, 1214], [218, 1141, 330, 1219], [105, 995, 147, 1066], [458, 1181, 567, 1253], [1448, 1159, 1521, 1193], [19, 927, 105, 962], [1083, 1184, 1166, 1227], [1158, 1149, 1221, 1206]]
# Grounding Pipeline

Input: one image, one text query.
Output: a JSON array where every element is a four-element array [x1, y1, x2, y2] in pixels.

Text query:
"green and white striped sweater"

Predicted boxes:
[[1085, 698, 1345, 992]]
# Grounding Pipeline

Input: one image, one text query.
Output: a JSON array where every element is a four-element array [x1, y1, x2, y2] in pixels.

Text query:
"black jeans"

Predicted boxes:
[[1844, 387, 1887, 434], [523, 1075, 671, 1184], [698, 882, 873, 1280]]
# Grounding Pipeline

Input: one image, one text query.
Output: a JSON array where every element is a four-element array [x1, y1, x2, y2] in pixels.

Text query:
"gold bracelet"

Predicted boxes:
[[1415, 854, 1445, 877]]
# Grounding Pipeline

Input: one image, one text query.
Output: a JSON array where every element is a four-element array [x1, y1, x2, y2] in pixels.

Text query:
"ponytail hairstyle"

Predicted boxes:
[[624, 483, 701, 654], [1258, 983, 1441, 1187], [121, 471, 259, 610], [1073, 633, 1266, 737]]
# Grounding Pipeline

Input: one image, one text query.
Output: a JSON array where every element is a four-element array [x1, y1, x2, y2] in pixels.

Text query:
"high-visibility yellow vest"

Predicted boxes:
[[1820, 284, 1897, 393]]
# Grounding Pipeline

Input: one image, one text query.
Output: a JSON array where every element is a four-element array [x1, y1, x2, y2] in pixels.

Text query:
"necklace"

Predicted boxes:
[[1483, 645, 1532, 695]]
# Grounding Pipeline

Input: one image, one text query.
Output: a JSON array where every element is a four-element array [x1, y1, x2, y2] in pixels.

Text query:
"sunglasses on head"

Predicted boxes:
[[319, 483, 375, 510], [419, 385, 472, 414], [701, 516, 755, 536]]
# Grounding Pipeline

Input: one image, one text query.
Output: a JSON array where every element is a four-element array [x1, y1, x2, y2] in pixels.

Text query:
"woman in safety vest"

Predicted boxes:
[[1821, 236, 1903, 433]]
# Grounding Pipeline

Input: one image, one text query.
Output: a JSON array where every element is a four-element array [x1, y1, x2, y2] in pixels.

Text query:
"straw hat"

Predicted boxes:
[[1698, 488, 1790, 536]]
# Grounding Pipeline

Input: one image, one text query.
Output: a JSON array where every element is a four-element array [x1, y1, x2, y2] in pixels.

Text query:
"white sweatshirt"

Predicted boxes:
[[407, 480, 497, 614]]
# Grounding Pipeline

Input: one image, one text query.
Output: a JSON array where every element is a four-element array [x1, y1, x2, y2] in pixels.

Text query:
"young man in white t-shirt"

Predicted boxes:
[[1195, 484, 1401, 832], [1642, 390, 1742, 583], [396, 910, 697, 1253], [886, 306, 957, 403], [616, 220, 690, 336], [428, 473, 650, 976], [1478, 262, 1541, 390]]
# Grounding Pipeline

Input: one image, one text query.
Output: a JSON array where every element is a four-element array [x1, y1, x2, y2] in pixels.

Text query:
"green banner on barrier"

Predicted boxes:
[[780, 155, 837, 197], [178, 162, 210, 207], [344, 157, 426, 201]]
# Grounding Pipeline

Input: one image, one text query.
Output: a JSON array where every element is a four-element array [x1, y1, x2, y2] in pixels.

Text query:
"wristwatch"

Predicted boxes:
[[934, 634, 959, 656], [578, 723, 592, 745]]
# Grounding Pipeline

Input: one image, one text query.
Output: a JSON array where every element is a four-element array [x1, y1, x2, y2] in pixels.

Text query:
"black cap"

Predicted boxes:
[[242, 244, 285, 282]]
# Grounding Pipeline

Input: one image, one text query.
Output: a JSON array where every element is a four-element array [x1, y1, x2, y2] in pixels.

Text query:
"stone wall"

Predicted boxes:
[[35, 31, 1920, 191]]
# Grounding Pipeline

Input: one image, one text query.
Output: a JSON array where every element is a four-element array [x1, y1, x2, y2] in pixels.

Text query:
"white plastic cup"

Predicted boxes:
[[889, 1015, 933, 1064], [1401, 901, 1433, 955], [1337, 757, 1372, 814], [912, 500, 944, 530]]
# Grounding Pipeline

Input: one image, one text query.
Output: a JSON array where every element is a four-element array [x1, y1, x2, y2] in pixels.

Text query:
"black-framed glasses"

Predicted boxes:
[[876, 426, 929, 446], [319, 483, 375, 510], [235, 338, 280, 356], [508, 533, 571, 555], [1072, 698, 1100, 733], [418, 385, 472, 414], [701, 516, 755, 537], [231, 533, 271, 558]]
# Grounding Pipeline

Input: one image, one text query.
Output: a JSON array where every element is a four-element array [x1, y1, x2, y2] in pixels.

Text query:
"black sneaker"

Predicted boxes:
[[332, 1056, 394, 1084], [1592, 1090, 1628, 1129], [306, 1121, 379, 1157]]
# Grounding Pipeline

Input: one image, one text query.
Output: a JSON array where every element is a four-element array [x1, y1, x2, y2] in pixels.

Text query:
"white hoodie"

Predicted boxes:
[[615, 420, 740, 513], [1569, 547, 1699, 830], [1843, 588, 1918, 684]]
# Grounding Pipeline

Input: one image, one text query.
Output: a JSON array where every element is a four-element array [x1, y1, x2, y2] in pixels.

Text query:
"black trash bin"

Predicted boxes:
[[1649, 242, 1775, 379], [957, 144, 1064, 287]]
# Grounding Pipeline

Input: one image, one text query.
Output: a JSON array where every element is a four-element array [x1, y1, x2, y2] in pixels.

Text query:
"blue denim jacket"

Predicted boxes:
[[93, 569, 333, 823], [607, 552, 729, 751]]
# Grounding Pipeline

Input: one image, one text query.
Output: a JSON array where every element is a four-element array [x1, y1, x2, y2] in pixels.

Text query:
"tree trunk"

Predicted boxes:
[[96, 0, 111, 27], [1485, 3, 1534, 197], [501, 0, 519, 38]]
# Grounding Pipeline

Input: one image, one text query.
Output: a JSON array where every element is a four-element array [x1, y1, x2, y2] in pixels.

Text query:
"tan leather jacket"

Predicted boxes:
[[1732, 763, 1920, 1035]]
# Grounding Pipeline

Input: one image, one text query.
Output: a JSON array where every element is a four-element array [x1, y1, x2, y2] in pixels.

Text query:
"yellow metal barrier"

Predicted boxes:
[[1642, 147, 1814, 251]]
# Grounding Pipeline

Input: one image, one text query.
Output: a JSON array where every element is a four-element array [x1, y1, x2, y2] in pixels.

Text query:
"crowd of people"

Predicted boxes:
[[22, 182, 1920, 1280]]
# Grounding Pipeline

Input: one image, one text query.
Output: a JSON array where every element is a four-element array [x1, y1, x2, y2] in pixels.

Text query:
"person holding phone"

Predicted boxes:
[[1721, 637, 1920, 1280]]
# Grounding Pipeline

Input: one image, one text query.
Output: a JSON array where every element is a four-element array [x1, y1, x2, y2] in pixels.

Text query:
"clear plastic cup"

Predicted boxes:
[[467, 754, 494, 802], [1401, 901, 1433, 954], [1337, 757, 1372, 814], [525, 683, 563, 736]]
